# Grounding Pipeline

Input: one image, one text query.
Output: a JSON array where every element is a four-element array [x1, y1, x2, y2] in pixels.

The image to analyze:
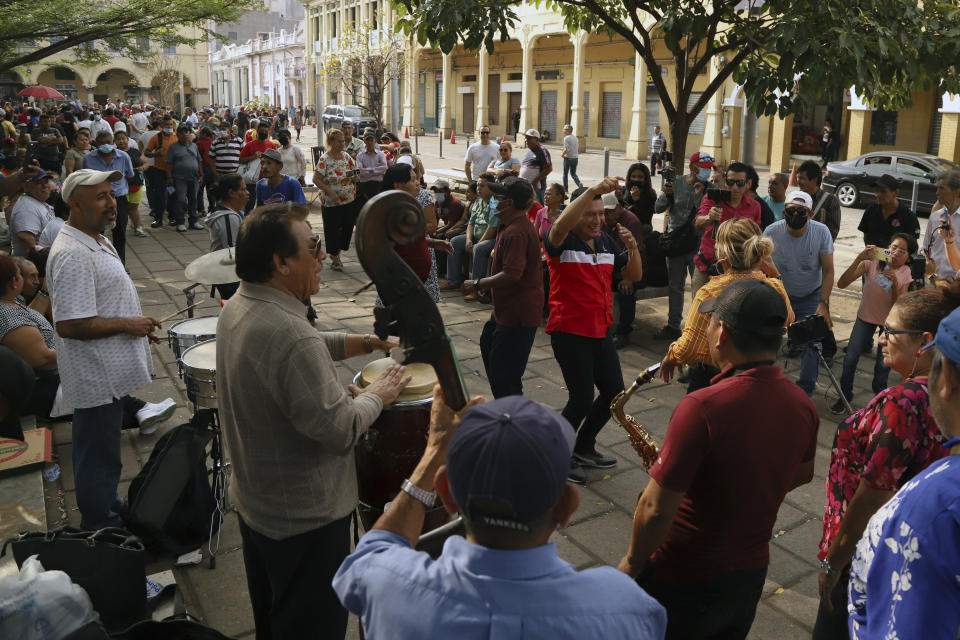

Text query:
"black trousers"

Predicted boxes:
[[639, 567, 767, 640], [321, 201, 358, 256], [480, 316, 537, 398], [238, 514, 350, 640], [550, 330, 624, 454], [111, 195, 129, 264], [812, 568, 850, 640]]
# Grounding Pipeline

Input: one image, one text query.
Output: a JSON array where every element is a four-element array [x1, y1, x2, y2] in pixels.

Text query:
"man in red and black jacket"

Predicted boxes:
[[544, 176, 643, 485]]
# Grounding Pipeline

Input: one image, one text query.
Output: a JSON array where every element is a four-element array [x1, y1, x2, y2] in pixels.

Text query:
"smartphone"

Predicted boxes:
[[706, 188, 732, 203], [872, 247, 891, 262]]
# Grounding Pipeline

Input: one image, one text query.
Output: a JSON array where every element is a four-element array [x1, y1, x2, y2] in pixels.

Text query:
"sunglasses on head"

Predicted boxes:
[[726, 179, 747, 187], [784, 206, 808, 216]]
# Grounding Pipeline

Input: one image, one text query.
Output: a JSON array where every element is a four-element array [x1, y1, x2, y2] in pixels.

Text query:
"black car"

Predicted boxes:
[[823, 151, 960, 216], [320, 104, 378, 135]]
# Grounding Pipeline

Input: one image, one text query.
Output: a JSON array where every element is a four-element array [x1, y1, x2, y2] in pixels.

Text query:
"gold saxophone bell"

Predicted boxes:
[[610, 363, 662, 470]]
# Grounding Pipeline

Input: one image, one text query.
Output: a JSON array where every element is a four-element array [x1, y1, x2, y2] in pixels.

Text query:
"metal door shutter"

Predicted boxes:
[[539, 90, 558, 140], [645, 86, 660, 142], [462, 93, 475, 133], [418, 81, 426, 128], [929, 107, 942, 156], [601, 92, 621, 138], [488, 75, 500, 126]]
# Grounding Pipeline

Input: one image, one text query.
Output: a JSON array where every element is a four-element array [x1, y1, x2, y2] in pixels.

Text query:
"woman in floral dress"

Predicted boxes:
[[313, 128, 358, 271], [813, 282, 960, 639]]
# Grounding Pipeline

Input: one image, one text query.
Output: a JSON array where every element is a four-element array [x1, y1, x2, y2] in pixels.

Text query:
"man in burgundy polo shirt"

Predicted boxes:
[[601, 191, 646, 349], [618, 279, 818, 638], [476, 177, 543, 398], [691, 161, 761, 294]]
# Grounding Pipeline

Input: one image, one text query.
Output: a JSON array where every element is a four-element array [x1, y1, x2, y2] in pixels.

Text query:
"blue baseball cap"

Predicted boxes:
[[446, 396, 575, 532], [922, 306, 960, 364]]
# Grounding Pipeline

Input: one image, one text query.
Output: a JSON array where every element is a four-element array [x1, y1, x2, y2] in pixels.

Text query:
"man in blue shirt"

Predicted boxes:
[[255, 148, 306, 207], [83, 131, 135, 263], [334, 392, 666, 639], [847, 306, 960, 639]]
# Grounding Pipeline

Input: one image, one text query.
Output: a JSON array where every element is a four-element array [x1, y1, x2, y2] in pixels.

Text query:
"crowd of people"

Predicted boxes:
[[2, 99, 960, 640]]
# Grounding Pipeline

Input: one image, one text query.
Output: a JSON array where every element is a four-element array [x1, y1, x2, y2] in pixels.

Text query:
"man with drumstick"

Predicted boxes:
[[216, 202, 411, 640]]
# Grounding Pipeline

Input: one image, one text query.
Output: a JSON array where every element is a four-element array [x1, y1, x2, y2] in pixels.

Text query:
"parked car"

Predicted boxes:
[[822, 151, 960, 216], [321, 104, 378, 135]]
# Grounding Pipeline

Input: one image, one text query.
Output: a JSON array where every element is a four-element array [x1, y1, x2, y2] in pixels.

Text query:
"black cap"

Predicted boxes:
[[698, 279, 787, 337], [872, 174, 901, 191], [485, 176, 535, 208], [0, 346, 35, 440]]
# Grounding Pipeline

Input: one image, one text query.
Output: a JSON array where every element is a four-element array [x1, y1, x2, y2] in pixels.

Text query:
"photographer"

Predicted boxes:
[[653, 151, 714, 341], [834, 233, 917, 414], [691, 162, 761, 295], [763, 191, 834, 398], [924, 170, 960, 277]]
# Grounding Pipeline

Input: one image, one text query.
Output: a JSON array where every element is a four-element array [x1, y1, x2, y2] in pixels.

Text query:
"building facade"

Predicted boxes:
[[301, 2, 960, 167], [209, 24, 307, 108], [3, 32, 209, 108]]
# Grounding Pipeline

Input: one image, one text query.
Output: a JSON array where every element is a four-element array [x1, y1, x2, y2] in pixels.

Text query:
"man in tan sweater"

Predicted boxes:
[[216, 202, 409, 640]]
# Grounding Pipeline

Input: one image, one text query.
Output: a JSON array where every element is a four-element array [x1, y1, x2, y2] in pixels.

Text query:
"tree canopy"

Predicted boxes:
[[392, 0, 960, 159], [0, 0, 259, 76]]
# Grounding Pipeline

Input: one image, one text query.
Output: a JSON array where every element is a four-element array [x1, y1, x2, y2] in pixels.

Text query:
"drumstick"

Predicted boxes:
[[158, 300, 206, 324]]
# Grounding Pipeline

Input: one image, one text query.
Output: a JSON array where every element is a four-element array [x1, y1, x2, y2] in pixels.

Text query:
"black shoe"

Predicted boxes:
[[830, 399, 849, 415], [677, 367, 691, 384], [654, 325, 682, 341], [612, 333, 629, 350], [567, 460, 587, 485], [167, 220, 178, 227], [573, 449, 617, 469], [150, 219, 162, 228]]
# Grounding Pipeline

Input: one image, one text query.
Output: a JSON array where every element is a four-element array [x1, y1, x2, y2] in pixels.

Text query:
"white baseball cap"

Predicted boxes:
[[61, 169, 121, 202], [523, 128, 541, 139], [786, 191, 813, 210], [601, 192, 619, 210]]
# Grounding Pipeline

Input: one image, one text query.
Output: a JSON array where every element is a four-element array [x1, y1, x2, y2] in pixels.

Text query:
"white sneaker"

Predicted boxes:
[[176, 224, 187, 232], [136, 398, 177, 435]]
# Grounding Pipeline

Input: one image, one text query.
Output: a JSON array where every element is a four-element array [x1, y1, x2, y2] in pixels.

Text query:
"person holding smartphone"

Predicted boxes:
[[925, 170, 960, 276]]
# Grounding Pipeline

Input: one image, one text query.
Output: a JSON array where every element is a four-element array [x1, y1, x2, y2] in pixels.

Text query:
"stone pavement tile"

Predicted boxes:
[[772, 518, 824, 561], [551, 530, 595, 569], [763, 572, 820, 634], [784, 479, 828, 519], [564, 509, 634, 568], [177, 548, 255, 637], [765, 543, 819, 595], [747, 601, 810, 639], [523, 376, 572, 409], [595, 423, 630, 448], [589, 465, 647, 511], [50, 420, 72, 446], [568, 485, 617, 525], [773, 501, 810, 534]]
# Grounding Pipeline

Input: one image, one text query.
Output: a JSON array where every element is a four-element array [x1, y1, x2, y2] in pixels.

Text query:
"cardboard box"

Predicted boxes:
[[0, 428, 52, 475]]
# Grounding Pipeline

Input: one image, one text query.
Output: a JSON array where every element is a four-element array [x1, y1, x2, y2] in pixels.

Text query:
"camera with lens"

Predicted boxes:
[[706, 187, 732, 203], [660, 165, 677, 183], [788, 314, 829, 345]]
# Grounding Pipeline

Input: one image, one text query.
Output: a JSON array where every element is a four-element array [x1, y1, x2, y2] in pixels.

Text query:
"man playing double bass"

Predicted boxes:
[[216, 202, 410, 640]]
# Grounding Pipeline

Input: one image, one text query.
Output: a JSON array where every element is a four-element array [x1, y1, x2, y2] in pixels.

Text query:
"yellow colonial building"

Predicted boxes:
[[301, 2, 960, 168], [0, 31, 210, 108]]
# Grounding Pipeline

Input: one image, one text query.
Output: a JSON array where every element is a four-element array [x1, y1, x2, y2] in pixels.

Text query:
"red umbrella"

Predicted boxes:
[[18, 85, 65, 99]]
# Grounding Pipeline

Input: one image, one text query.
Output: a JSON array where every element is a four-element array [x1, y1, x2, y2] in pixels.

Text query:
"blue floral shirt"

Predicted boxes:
[[848, 454, 960, 639]]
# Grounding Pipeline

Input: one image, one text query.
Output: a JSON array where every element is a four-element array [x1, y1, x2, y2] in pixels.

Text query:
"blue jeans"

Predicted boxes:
[[446, 234, 495, 283], [790, 289, 823, 396], [72, 399, 125, 530], [171, 177, 199, 226], [146, 167, 168, 221], [839, 318, 889, 401], [563, 157, 581, 191]]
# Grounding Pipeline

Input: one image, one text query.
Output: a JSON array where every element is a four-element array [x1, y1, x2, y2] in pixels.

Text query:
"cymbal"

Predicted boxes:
[[185, 248, 239, 285]]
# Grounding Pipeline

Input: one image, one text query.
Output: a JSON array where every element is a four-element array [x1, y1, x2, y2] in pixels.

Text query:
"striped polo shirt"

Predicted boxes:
[[544, 228, 627, 338], [210, 136, 244, 175]]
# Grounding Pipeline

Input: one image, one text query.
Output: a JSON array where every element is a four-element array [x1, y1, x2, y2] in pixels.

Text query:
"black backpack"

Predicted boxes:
[[122, 411, 218, 555]]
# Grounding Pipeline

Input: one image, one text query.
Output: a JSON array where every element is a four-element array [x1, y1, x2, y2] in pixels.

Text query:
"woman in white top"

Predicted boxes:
[[276, 129, 306, 184], [488, 141, 521, 178]]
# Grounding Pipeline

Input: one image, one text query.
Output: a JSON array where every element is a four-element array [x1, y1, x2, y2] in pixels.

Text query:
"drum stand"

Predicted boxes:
[[182, 283, 202, 319], [199, 406, 230, 569]]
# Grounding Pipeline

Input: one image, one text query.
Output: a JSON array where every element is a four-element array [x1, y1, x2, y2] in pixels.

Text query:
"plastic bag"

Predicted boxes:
[[0, 554, 100, 640]]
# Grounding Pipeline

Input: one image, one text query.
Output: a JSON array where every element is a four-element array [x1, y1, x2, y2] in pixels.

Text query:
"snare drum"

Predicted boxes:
[[354, 358, 451, 532], [180, 339, 218, 410], [167, 315, 219, 362]]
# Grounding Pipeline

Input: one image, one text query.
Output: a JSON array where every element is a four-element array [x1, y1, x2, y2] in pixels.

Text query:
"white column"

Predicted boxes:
[[625, 53, 648, 160], [699, 63, 724, 161], [519, 29, 535, 141], [439, 52, 452, 136], [569, 31, 587, 148], [401, 42, 418, 133], [476, 46, 489, 136]]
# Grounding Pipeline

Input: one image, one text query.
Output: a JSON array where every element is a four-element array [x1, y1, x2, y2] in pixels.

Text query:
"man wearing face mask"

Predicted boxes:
[[654, 151, 714, 339], [144, 116, 178, 227], [82, 131, 135, 263], [692, 161, 761, 295], [239, 121, 277, 213], [165, 124, 204, 232], [210, 122, 244, 181], [763, 191, 835, 397], [431, 179, 466, 238], [88, 110, 112, 139]]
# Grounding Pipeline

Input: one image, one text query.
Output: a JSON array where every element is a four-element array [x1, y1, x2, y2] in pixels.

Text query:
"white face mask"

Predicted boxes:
[[434, 192, 446, 203]]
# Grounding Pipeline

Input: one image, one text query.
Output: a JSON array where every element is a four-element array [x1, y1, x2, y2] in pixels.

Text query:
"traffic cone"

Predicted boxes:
[[450, 130, 456, 144], [789, 162, 798, 187], [404, 126, 409, 138]]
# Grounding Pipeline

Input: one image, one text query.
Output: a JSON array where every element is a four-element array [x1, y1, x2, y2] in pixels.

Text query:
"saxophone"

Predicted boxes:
[[610, 363, 662, 470]]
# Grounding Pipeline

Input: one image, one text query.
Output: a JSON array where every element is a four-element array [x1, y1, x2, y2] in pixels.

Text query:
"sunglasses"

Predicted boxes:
[[784, 206, 808, 216], [480, 130, 491, 135], [880, 325, 925, 340], [726, 179, 747, 187], [499, 147, 509, 151], [308, 235, 323, 259]]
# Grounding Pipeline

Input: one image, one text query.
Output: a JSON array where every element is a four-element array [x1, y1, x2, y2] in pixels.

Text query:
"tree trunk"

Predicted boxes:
[[668, 110, 690, 170]]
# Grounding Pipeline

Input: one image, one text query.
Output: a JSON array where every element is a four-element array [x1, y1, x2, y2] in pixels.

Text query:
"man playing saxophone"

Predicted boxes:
[[617, 279, 819, 639]]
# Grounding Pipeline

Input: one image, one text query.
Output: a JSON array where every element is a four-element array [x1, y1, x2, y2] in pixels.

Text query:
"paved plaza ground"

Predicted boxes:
[[7, 125, 887, 638]]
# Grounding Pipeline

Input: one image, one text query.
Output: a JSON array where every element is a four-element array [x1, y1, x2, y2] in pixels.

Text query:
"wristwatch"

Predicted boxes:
[[362, 333, 373, 353], [401, 479, 437, 508], [473, 277, 482, 290], [819, 557, 835, 577]]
